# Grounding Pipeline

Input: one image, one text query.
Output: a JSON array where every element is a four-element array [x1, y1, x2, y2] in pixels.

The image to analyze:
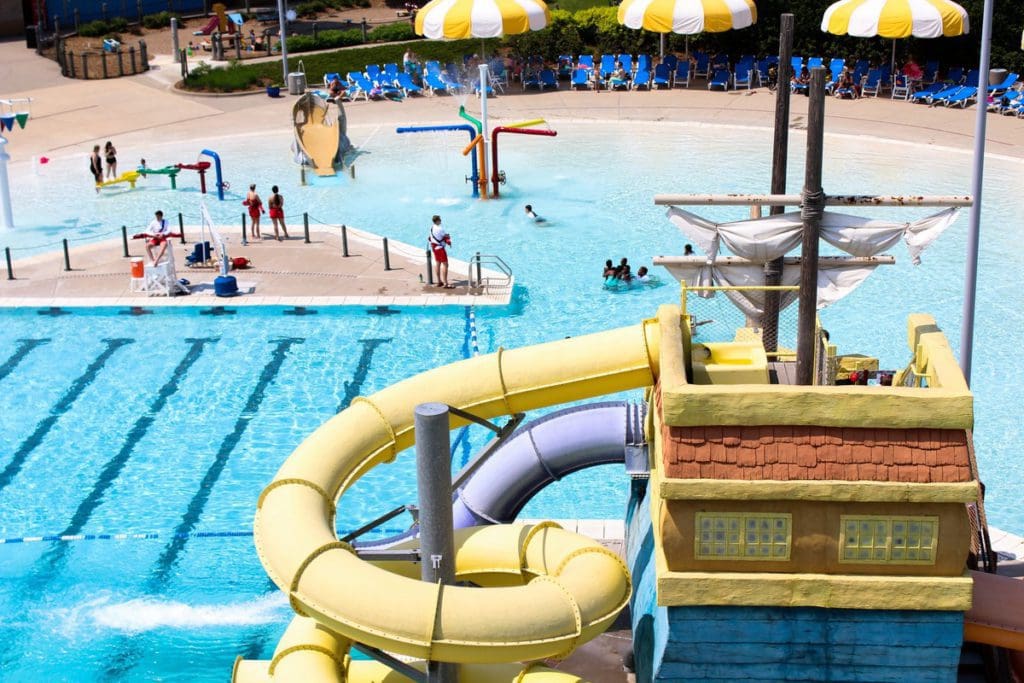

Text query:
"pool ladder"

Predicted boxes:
[[467, 252, 512, 294]]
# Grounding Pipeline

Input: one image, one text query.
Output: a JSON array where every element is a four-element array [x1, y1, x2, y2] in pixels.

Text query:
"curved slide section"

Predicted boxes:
[[453, 401, 644, 528], [239, 311, 667, 680]]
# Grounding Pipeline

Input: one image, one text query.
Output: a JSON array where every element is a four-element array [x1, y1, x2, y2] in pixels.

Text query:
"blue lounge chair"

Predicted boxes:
[[539, 69, 558, 90], [365, 64, 383, 83], [807, 56, 823, 70], [578, 55, 595, 72], [323, 71, 341, 88], [910, 82, 945, 103], [891, 75, 911, 100], [790, 56, 803, 76], [424, 71, 456, 95], [708, 69, 730, 91], [733, 60, 753, 89], [824, 64, 843, 94], [756, 59, 772, 88], [923, 60, 939, 83], [674, 61, 690, 88], [662, 54, 678, 74], [860, 69, 882, 97], [571, 67, 592, 90], [694, 52, 710, 79], [395, 71, 422, 96], [632, 67, 651, 90], [557, 55, 573, 80], [653, 63, 671, 89], [383, 63, 400, 80], [962, 69, 979, 87], [929, 85, 969, 106], [988, 72, 1018, 96], [522, 70, 540, 90], [944, 66, 964, 84], [346, 71, 371, 100], [599, 54, 616, 80], [942, 86, 977, 108], [637, 55, 651, 74]]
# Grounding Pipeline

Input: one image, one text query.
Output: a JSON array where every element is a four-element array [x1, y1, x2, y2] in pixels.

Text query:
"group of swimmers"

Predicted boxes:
[[602, 258, 654, 287]]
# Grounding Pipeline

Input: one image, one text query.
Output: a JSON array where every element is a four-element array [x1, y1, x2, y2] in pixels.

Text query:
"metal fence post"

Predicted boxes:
[[140, 39, 148, 72], [82, 52, 89, 79], [62, 239, 71, 271], [5, 247, 14, 280], [341, 224, 349, 256], [129, 46, 136, 73], [361, 18, 368, 41], [426, 249, 433, 285], [121, 225, 130, 257], [303, 213, 310, 244], [475, 251, 482, 286], [382, 238, 391, 271], [117, 48, 124, 76], [178, 213, 186, 243], [241, 213, 248, 246], [101, 51, 108, 78]]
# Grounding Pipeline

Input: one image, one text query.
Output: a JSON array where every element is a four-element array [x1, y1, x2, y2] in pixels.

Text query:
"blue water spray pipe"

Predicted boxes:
[[396, 125, 479, 198], [199, 149, 225, 200]]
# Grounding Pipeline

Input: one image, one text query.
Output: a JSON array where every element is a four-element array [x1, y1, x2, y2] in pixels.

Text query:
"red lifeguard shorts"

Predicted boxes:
[[269, 207, 284, 220], [431, 245, 448, 263]]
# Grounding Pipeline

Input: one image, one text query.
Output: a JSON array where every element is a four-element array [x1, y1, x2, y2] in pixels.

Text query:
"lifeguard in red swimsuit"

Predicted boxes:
[[243, 184, 264, 239], [268, 185, 289, 241], [428, 215, 454, 288]]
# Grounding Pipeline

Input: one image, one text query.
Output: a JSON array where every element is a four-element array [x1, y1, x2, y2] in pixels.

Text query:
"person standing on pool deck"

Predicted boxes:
[[428, 215, 454, 288], [268, 185, 289, 241], [89, 145, 103, 191], [244, 184, 264, 240]]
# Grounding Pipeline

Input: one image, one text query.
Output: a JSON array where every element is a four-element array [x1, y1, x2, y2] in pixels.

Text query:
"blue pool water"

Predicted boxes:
[[1, 121, 1023, 679]]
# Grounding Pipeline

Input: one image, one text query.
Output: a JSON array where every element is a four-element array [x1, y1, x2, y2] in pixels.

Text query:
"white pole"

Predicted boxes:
[[277, 0, 289, 85], [478, 63, 489, 187], [959, 0, 995, 385], [0, 136, 13, 229], [660, 33, 664, 59]]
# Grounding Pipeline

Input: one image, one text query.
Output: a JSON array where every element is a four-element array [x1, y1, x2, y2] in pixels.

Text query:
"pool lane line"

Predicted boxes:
[[0, 528, 408, 545], [453, 306, 480, 468], [337, 338, 392, 413], [0, 338, 51, 384], [147, 337, 304, 591], [29, 338, 220, 580], [0, 338, 134, 496]]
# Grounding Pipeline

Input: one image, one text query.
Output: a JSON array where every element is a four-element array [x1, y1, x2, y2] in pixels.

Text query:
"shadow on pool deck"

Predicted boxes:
[[0, 225, 512, 307]]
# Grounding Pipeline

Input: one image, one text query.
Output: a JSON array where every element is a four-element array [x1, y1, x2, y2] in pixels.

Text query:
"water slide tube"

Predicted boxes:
[[491, 127, 557, 198], [453, 401, 643, 528], [395, 125, 478, 197], [241, 312, 666, 679], [199, 149, 225, 200], [964, 569, 1024, 678]]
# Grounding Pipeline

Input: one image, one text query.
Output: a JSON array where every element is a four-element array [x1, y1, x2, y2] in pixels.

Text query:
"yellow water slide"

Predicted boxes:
[[236, 309, 669, 680]]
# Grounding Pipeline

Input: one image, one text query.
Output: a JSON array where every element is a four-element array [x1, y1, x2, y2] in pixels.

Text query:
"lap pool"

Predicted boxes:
[[0, 121, 1022, 680]]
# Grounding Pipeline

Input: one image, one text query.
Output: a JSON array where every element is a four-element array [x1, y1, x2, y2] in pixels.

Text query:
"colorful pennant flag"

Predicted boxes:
[[14, 112, 29, 129], [0, 115, 14, 132]]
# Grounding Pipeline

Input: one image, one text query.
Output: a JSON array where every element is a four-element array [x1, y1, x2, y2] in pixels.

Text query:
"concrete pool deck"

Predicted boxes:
[[1, 39, 1022, 310]]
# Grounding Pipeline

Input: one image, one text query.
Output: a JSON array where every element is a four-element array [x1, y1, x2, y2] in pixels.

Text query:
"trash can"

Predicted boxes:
[[287, 71, 307, 95], [989, 68, 1008, 86]]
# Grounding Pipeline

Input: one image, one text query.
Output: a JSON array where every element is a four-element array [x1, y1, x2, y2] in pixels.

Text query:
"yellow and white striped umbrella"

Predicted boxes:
[[415, 0, 551, 39], [617, 0, 756, 35], [821, 0, 969, 39]]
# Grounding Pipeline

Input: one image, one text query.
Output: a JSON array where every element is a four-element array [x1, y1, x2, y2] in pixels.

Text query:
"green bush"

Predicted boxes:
[[142, 11, 179, 29], [284, 28, 363, 53], [78, 18, 127, 37], [368, 22, 415, 43], [295, 0, 329, 18]]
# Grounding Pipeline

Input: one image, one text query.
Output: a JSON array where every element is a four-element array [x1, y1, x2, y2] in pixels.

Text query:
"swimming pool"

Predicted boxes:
[[1, 122, 1023, 679]]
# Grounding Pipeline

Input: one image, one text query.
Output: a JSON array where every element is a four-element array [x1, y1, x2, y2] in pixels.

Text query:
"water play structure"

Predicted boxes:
[[96, 170, 141, 190], [136, 165, 181, 188], [170, 150, 225, 199], [292, 93, 350, 177]]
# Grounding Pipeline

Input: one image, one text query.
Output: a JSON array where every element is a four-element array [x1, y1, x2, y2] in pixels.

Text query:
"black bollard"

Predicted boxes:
[[121, 225, 129, 257], [63, 239, 71, 271], [426, 249, 433, 285], [241, 213, 248, 246], [383, 238, 391, 271], [5, 247, 13, 280], [341, 224, 349, 257], [475, 251, 482, 286], [178, 213, 186, 243], [303, 213, 310, 244]]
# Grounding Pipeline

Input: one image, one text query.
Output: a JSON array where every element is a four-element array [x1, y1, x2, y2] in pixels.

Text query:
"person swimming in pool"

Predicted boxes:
[[524, 204, 546, 223]]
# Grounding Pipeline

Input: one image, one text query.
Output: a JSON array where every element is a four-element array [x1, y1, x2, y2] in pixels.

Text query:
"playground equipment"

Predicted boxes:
[[97, 170, 140, 190], [196, 3, 240, 35], [137, 165, 181, 188], [491, 126, 557, 197], [395, 124, 480, 197], [292, 93, 350, 177], [0, 98, 32, 229], [175, 151, 226, 199]]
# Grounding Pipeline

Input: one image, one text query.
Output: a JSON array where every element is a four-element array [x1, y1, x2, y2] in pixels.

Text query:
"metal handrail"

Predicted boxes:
[[468, 252, 512, 292]]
